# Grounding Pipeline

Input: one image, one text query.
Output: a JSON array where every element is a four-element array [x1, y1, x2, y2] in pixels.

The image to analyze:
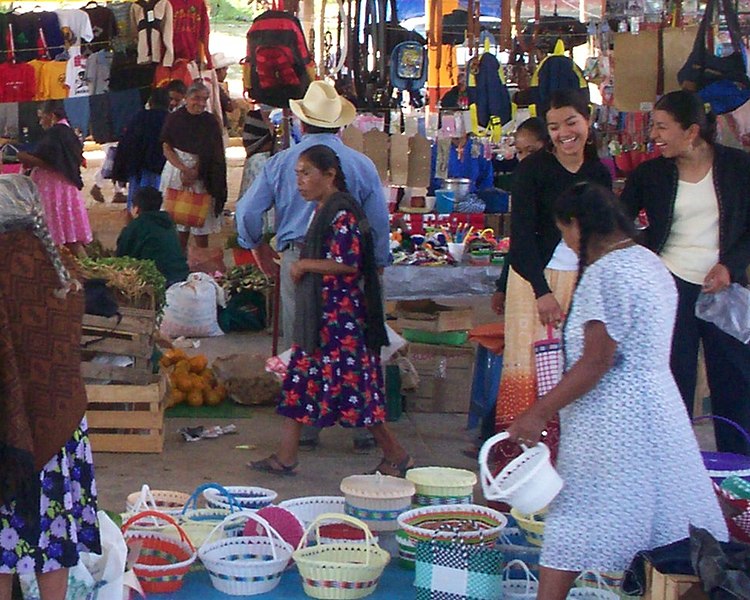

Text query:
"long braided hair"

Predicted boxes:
[[299, 144, 349, 192], [554, 182, 636, 283]]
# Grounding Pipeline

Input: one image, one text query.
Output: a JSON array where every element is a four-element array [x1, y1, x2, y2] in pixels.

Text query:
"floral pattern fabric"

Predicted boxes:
[[0, 418, 101, 574], [278, 209, 386, 428]]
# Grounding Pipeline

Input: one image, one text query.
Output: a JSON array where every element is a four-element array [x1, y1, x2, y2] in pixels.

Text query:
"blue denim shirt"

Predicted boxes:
[[235, 133, 391, 267]]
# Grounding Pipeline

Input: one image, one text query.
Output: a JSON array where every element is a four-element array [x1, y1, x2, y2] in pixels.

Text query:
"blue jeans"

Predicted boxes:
[[671, 275, 750, 454], [127, 171, 162, 210]]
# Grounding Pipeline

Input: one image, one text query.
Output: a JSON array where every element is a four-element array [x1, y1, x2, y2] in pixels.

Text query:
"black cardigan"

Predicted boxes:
[[506, 150, 612, 297], [620, 144, 750, 285]]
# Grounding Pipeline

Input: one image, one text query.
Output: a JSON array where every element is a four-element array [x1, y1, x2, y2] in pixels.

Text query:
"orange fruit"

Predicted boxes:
[[169, 389, 186, 407], [204, 389, 223, 406], [189, 355, 208, 373], [186, 390, 203, 407], [175, 374, 194, 393], [214, 383, 228, 401]]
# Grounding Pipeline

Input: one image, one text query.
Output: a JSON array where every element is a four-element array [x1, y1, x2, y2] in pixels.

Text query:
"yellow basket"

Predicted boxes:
[[510, 508, 546, 547], [293, 514, 390, 599], [405, 467, 476, 502]]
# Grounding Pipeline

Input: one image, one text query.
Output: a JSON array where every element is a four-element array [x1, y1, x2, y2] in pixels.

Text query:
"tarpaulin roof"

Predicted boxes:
[[396, 0, 502, 21]]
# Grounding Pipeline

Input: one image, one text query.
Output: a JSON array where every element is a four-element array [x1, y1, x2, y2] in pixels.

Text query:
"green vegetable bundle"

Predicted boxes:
[[218, 264, 273, 298]]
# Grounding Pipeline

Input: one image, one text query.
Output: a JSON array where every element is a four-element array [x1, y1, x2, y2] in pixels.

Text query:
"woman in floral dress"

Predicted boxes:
[[251, 145, 412, 477]]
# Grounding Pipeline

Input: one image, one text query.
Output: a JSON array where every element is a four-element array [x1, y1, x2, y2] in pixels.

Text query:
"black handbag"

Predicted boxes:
[[678, 0, 750, 91]]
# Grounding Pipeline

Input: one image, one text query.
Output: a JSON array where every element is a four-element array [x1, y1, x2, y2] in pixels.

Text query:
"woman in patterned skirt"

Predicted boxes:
[[251, 145, 412, 477], [0, 175, 100, 600], [17, 101, 91, 257], [507, 183, 726, 600]]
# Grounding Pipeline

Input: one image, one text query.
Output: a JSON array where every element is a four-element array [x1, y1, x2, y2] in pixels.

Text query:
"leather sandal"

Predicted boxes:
[[248, 453, 298, 476], [368, 454, 414, 478]]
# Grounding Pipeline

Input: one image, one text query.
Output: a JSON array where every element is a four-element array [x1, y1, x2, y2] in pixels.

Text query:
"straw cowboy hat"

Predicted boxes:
[[212, 52, 236, 70], [289, 81, 356, 129]]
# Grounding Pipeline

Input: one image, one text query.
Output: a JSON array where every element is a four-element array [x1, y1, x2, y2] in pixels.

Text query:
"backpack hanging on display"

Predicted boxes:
[[390, 41, 428, 94], [529, 38, 589, 118], [466, 48, 514, 133], [243, 10, 315, 107]]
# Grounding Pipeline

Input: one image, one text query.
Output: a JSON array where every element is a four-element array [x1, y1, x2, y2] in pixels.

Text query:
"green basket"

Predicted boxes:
[[402, 329, 469, 346]]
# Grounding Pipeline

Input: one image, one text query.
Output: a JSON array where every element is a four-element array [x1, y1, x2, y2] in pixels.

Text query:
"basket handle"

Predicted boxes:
[[182, 483, 240, 514], [503, 559, 538, 594], [201, 510, 291, 559], [130, 484, 159, 513], [575, 570, 615, 592], [479, 431, 539, 500], [693, 415, 750, 448], [297, 513, 375, 565], [122, 510, 196, 553]]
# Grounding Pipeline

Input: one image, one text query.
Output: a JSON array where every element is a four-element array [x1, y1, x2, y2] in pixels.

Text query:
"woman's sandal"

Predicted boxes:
[[368, 454, 415, 478], [248, 454, 299, 476]]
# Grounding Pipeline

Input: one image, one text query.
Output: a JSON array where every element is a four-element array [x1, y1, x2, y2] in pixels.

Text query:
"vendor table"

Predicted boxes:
[[384, 264, 502, 300]]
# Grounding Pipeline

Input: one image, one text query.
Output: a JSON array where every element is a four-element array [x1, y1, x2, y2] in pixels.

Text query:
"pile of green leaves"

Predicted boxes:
[[76, 256, 167, 315], [218, 264, 273, 298]]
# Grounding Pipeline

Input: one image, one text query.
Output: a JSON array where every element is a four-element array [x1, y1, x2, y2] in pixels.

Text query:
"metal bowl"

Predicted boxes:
[[443, 178, 471, 200]]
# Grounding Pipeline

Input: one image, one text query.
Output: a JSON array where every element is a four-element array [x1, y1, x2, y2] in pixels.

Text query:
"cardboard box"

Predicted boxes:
[[485, 213, 510, 238], [404, 342, 474, 413], [395, 300, 473, 332], [644, 563, 707, 600]]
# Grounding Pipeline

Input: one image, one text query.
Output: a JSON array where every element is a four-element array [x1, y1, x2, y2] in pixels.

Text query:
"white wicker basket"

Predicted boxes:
[[502, 559, 539, 600], [341, 474, 415, 532], [179, 483, 240, 548], [198, 511, 293, 596], [278, 496, 346, 526], [568, 571, 621, 599], [293, 514, 390, 600], [203, 485, 277, 511], [123, 484, 191, 531]]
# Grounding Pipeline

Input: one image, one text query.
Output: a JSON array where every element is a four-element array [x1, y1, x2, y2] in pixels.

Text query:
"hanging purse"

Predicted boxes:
[[163, 187, 211, 228], [414, 524, 504, 600], [678, 0, 750, 93]]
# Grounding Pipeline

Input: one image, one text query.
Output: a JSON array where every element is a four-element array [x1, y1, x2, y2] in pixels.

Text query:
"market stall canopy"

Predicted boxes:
[[520, 14, 588, 52], [396, 0, 501, 21]]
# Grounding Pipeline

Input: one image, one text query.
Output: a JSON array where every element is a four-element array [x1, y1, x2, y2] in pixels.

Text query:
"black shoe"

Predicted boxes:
[[298, 437, 319, 451]]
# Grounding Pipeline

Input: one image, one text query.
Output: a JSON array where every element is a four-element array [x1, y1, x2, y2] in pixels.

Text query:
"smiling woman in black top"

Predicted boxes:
[[494, 89, 612, 458]]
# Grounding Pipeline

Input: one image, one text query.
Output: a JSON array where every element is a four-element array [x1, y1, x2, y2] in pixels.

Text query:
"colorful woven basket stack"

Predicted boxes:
[[203, 485, 277, 511], [340, 474, 415, 533], [509, 508, 546, 547], [121, 510, 197, 593], [405, 467, 476, 507], [293, 514, 390, 599]]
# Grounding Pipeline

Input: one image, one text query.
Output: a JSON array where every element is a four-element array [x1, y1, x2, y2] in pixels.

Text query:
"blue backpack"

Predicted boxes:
[[466, 52, 513, 132], [529, 39, 588, 117], [390, 41, 428, 93]]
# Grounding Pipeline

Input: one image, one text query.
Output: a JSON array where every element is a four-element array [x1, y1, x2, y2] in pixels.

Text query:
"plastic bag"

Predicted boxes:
[[695, 283, 750, 343], [160, 272, 226, 338], [19, 563, 95, 600]]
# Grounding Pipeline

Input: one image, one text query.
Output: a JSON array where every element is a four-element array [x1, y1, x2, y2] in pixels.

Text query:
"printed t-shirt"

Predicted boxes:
[[0, 62, 36, 102], [66, 50, 89, 98]]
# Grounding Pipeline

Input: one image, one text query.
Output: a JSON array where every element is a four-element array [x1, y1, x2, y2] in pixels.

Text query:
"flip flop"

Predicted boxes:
[[368, 454, 414, 478], [248, 454, 299, 476]]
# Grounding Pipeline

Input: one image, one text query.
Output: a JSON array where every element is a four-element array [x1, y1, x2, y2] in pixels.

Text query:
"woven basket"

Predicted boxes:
[[502, 559, 539, 600], [341, 474, 415, 532], [406, 467, 476, 506], [496, 528, 542, 577], [395, 529, 417, 568], [509, 508, 545, 547], [198, 511, 293, 596], [568, 571, 621, 599], [203, 485, 277, 511], [278, 496, 347, 526], [293, 514, 390, 599], [694, 416, 750, 483], [121, 510, 197, 593], [125, 484, 190, 518], [179, 483, 240, 548], [397, 504, 507, 545]]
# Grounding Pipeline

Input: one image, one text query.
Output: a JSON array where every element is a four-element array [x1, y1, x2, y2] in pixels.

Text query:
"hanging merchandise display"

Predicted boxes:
[[390, 41, 428, 99], [132, 0, 175, 66], [528, 38, 589, 117], [169, 0, 211, 66]]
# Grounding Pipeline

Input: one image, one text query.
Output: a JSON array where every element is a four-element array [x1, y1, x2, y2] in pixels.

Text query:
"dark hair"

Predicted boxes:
[[165, 79, 187, 95], [554, 182, 636, 282], [546, 89, 598, 161], [653, 90, 716, 145], [39, 100, 66, 121], [133, 186, 163, 212], [299, 144, 348, 192], [148, 87, 170, 111], [303, 123, 342, 135], [516, 117, 547, 142]]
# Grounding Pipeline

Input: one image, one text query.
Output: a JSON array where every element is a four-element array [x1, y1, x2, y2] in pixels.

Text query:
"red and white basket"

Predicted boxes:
[[713, 483, 750, 543], [121, 510, 197, 593], [534, 324, 563, 398]]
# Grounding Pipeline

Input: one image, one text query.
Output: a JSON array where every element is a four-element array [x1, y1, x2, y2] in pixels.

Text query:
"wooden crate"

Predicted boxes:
[[644, 563, 707, 600], [403, 342, 475, 413], [81, 306, 158, 385], [85, 377, 167, 453], [395, 300, 473, 332]]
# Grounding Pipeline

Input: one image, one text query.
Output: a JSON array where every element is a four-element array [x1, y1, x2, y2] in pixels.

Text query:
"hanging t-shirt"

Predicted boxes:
[[55, 9, 94, 48], [66, 50, 89, 98], [37, 60, 68, 100], [109, 1, 137, 52], [85, 49, 113, 95], [169, 0, 211, 67], [39, 12, 66, 59], [9, 13, 42, 63], [82, 6, 117, 54], [0, 62, 36, 102]]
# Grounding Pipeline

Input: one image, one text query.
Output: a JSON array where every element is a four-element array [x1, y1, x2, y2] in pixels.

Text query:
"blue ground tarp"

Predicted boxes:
[[159, 562, 416, 599]]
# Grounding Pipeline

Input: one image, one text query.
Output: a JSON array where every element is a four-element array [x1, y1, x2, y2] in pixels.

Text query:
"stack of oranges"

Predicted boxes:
[[160, 349, 228, 408]]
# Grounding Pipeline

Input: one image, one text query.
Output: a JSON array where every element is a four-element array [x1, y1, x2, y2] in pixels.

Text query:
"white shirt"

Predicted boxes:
[[66, 48, 89, 98], [546, 239, 579, 271], [55, 9, 94, 46], [661, 168, 720, 284]]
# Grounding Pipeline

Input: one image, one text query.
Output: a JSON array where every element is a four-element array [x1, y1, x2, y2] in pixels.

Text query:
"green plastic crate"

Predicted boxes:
[[402, 329, 469, 346]]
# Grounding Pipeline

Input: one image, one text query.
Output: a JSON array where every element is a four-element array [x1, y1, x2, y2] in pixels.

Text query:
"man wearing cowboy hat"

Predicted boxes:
[[236, 80, 388, 452], [212, 52, 236, 128]]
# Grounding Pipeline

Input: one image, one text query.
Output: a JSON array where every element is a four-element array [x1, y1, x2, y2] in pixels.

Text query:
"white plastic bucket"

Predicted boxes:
[[479, 432, 563, 513]]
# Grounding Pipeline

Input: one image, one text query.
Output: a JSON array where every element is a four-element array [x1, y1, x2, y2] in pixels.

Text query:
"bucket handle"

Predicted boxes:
[[181, 483, 240, 514], [503, 559, 538, 595], [201, 510, 291, 559], [297, 513, 375, 565], [693, 415, 750, 448], [478, 431, 541, 500]]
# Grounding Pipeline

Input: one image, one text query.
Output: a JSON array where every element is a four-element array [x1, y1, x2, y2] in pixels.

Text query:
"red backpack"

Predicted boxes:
[[243, 10, 314, 107]]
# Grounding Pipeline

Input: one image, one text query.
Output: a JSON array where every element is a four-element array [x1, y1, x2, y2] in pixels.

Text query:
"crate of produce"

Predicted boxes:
[[81, 306, 158, 386], [394, 299, 473, 332], [85, 376, 167, 453], [404, 342, 475, 413]]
